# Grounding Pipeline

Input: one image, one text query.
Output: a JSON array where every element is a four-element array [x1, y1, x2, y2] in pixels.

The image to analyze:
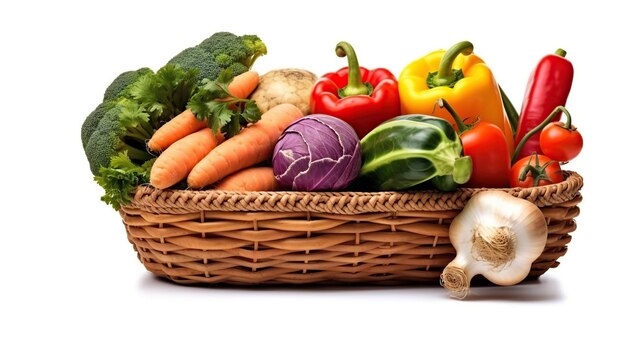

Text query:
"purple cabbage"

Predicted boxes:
[[272, 114, 361, 191]]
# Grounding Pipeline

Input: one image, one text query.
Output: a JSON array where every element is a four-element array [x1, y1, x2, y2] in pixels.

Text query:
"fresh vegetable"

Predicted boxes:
[[359, 115, 472, 191], [273, 115, 361, 191], [437, 99, 510, 188], [168, 32, 267, 82], [102, 67, 152, 102], [86, 64, 200, 202], [84, 100, 154, 175], [94, 153, 154, 210], [440, 191, 548, 299], [215, 167, 281, 191], [310, 41, 400, 138], [81, 68, 153, 148], [81, 101, 115, 149], [250, 69, 318, 115], [149, 71, 260, 152], [129, 64, 199, 126], [540, 122, 583, 162], [398, 41, 514, 153], [187, 104, 304, 189], [510, 154, 563, 188], [150, 128, 224, 189], [512, 106, 581, 162], [514, 49, 574, 161], [147, 109, 207, 153], [84, 32, 268, 210], [187, 70, 261, 138]]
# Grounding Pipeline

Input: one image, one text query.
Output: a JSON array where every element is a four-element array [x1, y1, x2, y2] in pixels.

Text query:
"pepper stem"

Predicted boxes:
[[512, 106, 572, 162], [555, 48, 567, 57], [437, 98, 470, 133], [335, 41, 373, 97], [430, 41, 474, 87]]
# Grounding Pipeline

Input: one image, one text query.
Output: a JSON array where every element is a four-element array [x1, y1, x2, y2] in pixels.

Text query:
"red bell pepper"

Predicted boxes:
[[514, 49, 574, 161], [310, 41, 400, 138], [438, 98, 511, 188]]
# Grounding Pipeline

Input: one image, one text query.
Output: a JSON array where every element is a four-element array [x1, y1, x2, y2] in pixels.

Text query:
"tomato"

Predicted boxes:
[[539, 121, 583, 161], [510, 154, 563, 188], [461, 122, 511, 188]]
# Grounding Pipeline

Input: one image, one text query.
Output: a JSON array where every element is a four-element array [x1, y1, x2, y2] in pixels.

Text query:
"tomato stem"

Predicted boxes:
[[512, 105, 571, 163], [518, 153, 558, 187]]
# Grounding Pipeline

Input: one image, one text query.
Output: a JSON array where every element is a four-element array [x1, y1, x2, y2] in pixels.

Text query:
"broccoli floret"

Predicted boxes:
[[167, 47, 221, 81], [82, 68, 153, 150], [81, 101, 114, 149], [199, 32, 267, 69], [169, 32, 267, 82], [239, 34, 268, 68], [85, 102, 153, 175], [102, 67, 153, 102]]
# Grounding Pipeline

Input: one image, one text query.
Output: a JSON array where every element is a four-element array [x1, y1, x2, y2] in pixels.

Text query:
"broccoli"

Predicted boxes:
[[102, 67, 153, 102], [168, 32, 267, 82], [167, 47, 220, 83], [81, 101, 114, 149], [82, 68, 153, 150], [84, 101, 153, 175]]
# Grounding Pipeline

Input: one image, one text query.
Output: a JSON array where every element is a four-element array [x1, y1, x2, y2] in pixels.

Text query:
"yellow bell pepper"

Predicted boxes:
[[398, 41, 514, 153]]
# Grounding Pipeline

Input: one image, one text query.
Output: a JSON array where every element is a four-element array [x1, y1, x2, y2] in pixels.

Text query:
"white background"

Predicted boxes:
[[1, 0, 624, 350]]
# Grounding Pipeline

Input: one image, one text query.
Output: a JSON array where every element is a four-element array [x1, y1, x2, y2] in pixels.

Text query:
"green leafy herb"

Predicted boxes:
[[94, 152, 155, 211], [187, 69, 261, 138], [130, 64, 199, 126]]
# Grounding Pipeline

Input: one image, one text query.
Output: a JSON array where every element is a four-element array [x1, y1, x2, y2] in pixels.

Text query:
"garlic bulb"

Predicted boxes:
[[441, 191, 548, 298]]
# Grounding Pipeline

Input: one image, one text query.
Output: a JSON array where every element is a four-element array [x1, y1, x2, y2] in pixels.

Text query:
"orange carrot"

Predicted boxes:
[[187, 103, 303, 189], [147, 109, 206, 152], [214, 167, 281, 191], [147, 71, 260, 152], [226, 70, 259, 101], [150, 128, 224, 189]]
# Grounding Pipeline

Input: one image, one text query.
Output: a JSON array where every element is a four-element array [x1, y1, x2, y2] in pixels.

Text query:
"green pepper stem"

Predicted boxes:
[[555, 48, 567, 57], [512, 106, 572, 162], [432, 41, 474, 87], [437, 98, 469, 133], [335, 41, 372, 97]]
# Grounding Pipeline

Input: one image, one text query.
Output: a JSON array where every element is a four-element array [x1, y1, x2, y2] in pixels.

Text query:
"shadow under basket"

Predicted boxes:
[[120, 172, 583, 285]]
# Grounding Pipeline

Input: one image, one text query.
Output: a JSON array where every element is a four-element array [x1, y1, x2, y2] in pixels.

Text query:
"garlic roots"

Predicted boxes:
[[441, 191, 548, 299]]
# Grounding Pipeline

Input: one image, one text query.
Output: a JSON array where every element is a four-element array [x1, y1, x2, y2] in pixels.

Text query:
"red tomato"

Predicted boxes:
[[539, 122, 583, 161], [510, 154, 563, 188], [461, 122, 511, 188]]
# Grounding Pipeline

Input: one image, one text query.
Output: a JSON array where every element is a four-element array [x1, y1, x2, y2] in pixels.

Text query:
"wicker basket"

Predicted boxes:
[[120, 172, 583, 285]]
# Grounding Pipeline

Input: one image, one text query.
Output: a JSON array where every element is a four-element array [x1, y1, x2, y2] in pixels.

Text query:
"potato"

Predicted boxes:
[[250, 68, 318, 115]]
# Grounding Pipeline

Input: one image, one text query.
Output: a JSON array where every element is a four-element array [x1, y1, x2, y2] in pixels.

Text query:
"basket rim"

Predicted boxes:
[[126, 171, 583, 215]]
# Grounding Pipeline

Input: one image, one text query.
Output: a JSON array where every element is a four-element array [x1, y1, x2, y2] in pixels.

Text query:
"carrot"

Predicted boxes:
[[214, 167, 281, 191], [187, 103, 304, 189], [150, 128, 224, 189], [147, 109, 206, 152], [147, 71, 260, 152], [225, 70, 259, 102]]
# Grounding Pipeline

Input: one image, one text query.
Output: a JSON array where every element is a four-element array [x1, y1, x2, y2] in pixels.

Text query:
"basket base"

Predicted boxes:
[[122, 173, 582, 286]]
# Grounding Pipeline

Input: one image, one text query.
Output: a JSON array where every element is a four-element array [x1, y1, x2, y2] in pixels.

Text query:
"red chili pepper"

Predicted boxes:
[[514, 48, 574, 161], [310, 41, 400, 138], [438, 99, 511, 188]]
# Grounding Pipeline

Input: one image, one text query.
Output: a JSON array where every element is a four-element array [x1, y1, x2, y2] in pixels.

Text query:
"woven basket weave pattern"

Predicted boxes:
[[121, 172, 583, 284]]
